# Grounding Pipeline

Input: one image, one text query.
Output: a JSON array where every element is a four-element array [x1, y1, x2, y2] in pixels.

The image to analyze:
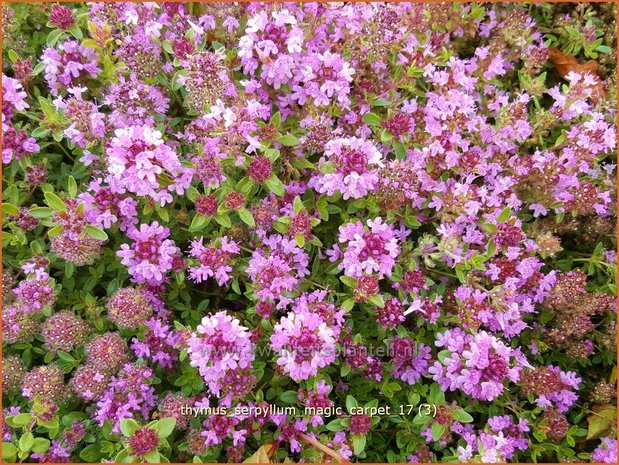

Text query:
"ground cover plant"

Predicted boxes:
[[1, 2, 617, 463]]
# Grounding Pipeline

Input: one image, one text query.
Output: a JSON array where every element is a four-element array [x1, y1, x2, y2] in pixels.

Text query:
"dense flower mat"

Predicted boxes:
[[1, 2, 617, 463]]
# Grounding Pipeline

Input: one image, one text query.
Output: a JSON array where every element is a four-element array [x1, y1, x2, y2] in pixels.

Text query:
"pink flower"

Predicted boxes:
[[187, 311, 255, 404], [187, 236, 240, 286], [41, 40, 99, 96], [117, 221, 180, 285], [270, 308, 337, 382], [106, 125, 194, 206], [336, 217, 401, 278], [429, 328, 527, 401], [246, 235, 309, 304], [310, 137, 383, 199]]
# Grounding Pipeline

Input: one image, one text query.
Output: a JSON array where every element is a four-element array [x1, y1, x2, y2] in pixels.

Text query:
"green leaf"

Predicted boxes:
[[293, 196, 304, 215], [437, 350, 451, 363], [431, 423, 446, 442], [270, 111, 282, 127], [346, 395, 358, 412], [188, 214, 208, 232], [2, 443, 17, 461], [30, 438, 50, 454], [44, 192, 66, 212], [452, 409, 474, 423], [29, 207, 53, 219], [67, 176, 78, 198], [363, 112, 381, 126], [238, 208, 255, 227], [326, 419, 346, 432], [84, 225, 108, 241], [48, 225, 63, 238], [294, 234, 305, 248], [278, 133, 299, 147], [351, 433, 366, 455], [214, 212, 232, 228], [265, 175, 285, 196], [279, 391, 298, 404], [162, 40, 173, 54], [3, 203, 20, 217], [370, 98, 389, 107], [46, 29, 65, 47], [145, 450, 161, 463], [18, 431, 34, 452], [8, 49, 19, 63], [369, 294, 384, 307], [498, 206, 512, 223], [156, 418, 176, 439], [339, 276, 356, 287], [11, 413, 32, 427], [120, 418, 139, 437], [393, 140, 406, 159], [80, 444, 102, 463]]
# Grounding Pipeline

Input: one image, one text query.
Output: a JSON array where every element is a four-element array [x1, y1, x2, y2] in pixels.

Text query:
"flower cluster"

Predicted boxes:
[[430, 329, 527, 401], [117, 221, 181, 285], [2, 2, 617, 463], [186, 236, 240, 286], [187, 312, 256, 404], [105, 125, 194, 206], [333, 217, 401, 279], [94, 363, 157, 434]]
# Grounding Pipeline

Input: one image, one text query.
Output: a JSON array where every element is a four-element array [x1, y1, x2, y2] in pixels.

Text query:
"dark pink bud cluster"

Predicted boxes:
[[22, 365, 66, 401], [225, 192, 246, 210], [25, 164, 48, 187], [247, 156, 273, 183], [11, 208, 39, 231], [107, 287, 153, 330], [2, 306, 38, 344], [349, 414, 372, 434], [69, 364, 110, 402], [85, 332, 131, 375], [128, 427, 159, 458], [353, 275, 380, 302], [376, 297, 405, 329], [49, 4, 75, 30], [195, 194, 218, 217], [2, 355, 25, 393], [42, 310, 89, 352]]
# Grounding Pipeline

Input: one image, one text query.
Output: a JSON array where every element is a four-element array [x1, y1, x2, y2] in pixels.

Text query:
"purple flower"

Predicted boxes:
[[310, 137, 383, 199], [103, 74, 170, 128], [94, 363, 157, 434], [592, 438, 617, 464], [2, 126, 40, 164], [105, 125, 194, 206], [336, 217, 401, 279], [291, 51, 354, 107], [270, 307, 337, 382], [390, 338, 431, 384], [131, 318, 179, 369], [246, 234, 309, 304], [41, 40, 100, 96], [80, 179, 138, 231], [187, 236, 240, 286], [187, 311, 255, 404], [12, 268, 56, 314], [117, 221, 180, 285], [429, 328, 527, 401]]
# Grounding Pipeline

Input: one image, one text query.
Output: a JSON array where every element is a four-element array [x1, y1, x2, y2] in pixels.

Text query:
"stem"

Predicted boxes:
[[55, 142, 74, 162]]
